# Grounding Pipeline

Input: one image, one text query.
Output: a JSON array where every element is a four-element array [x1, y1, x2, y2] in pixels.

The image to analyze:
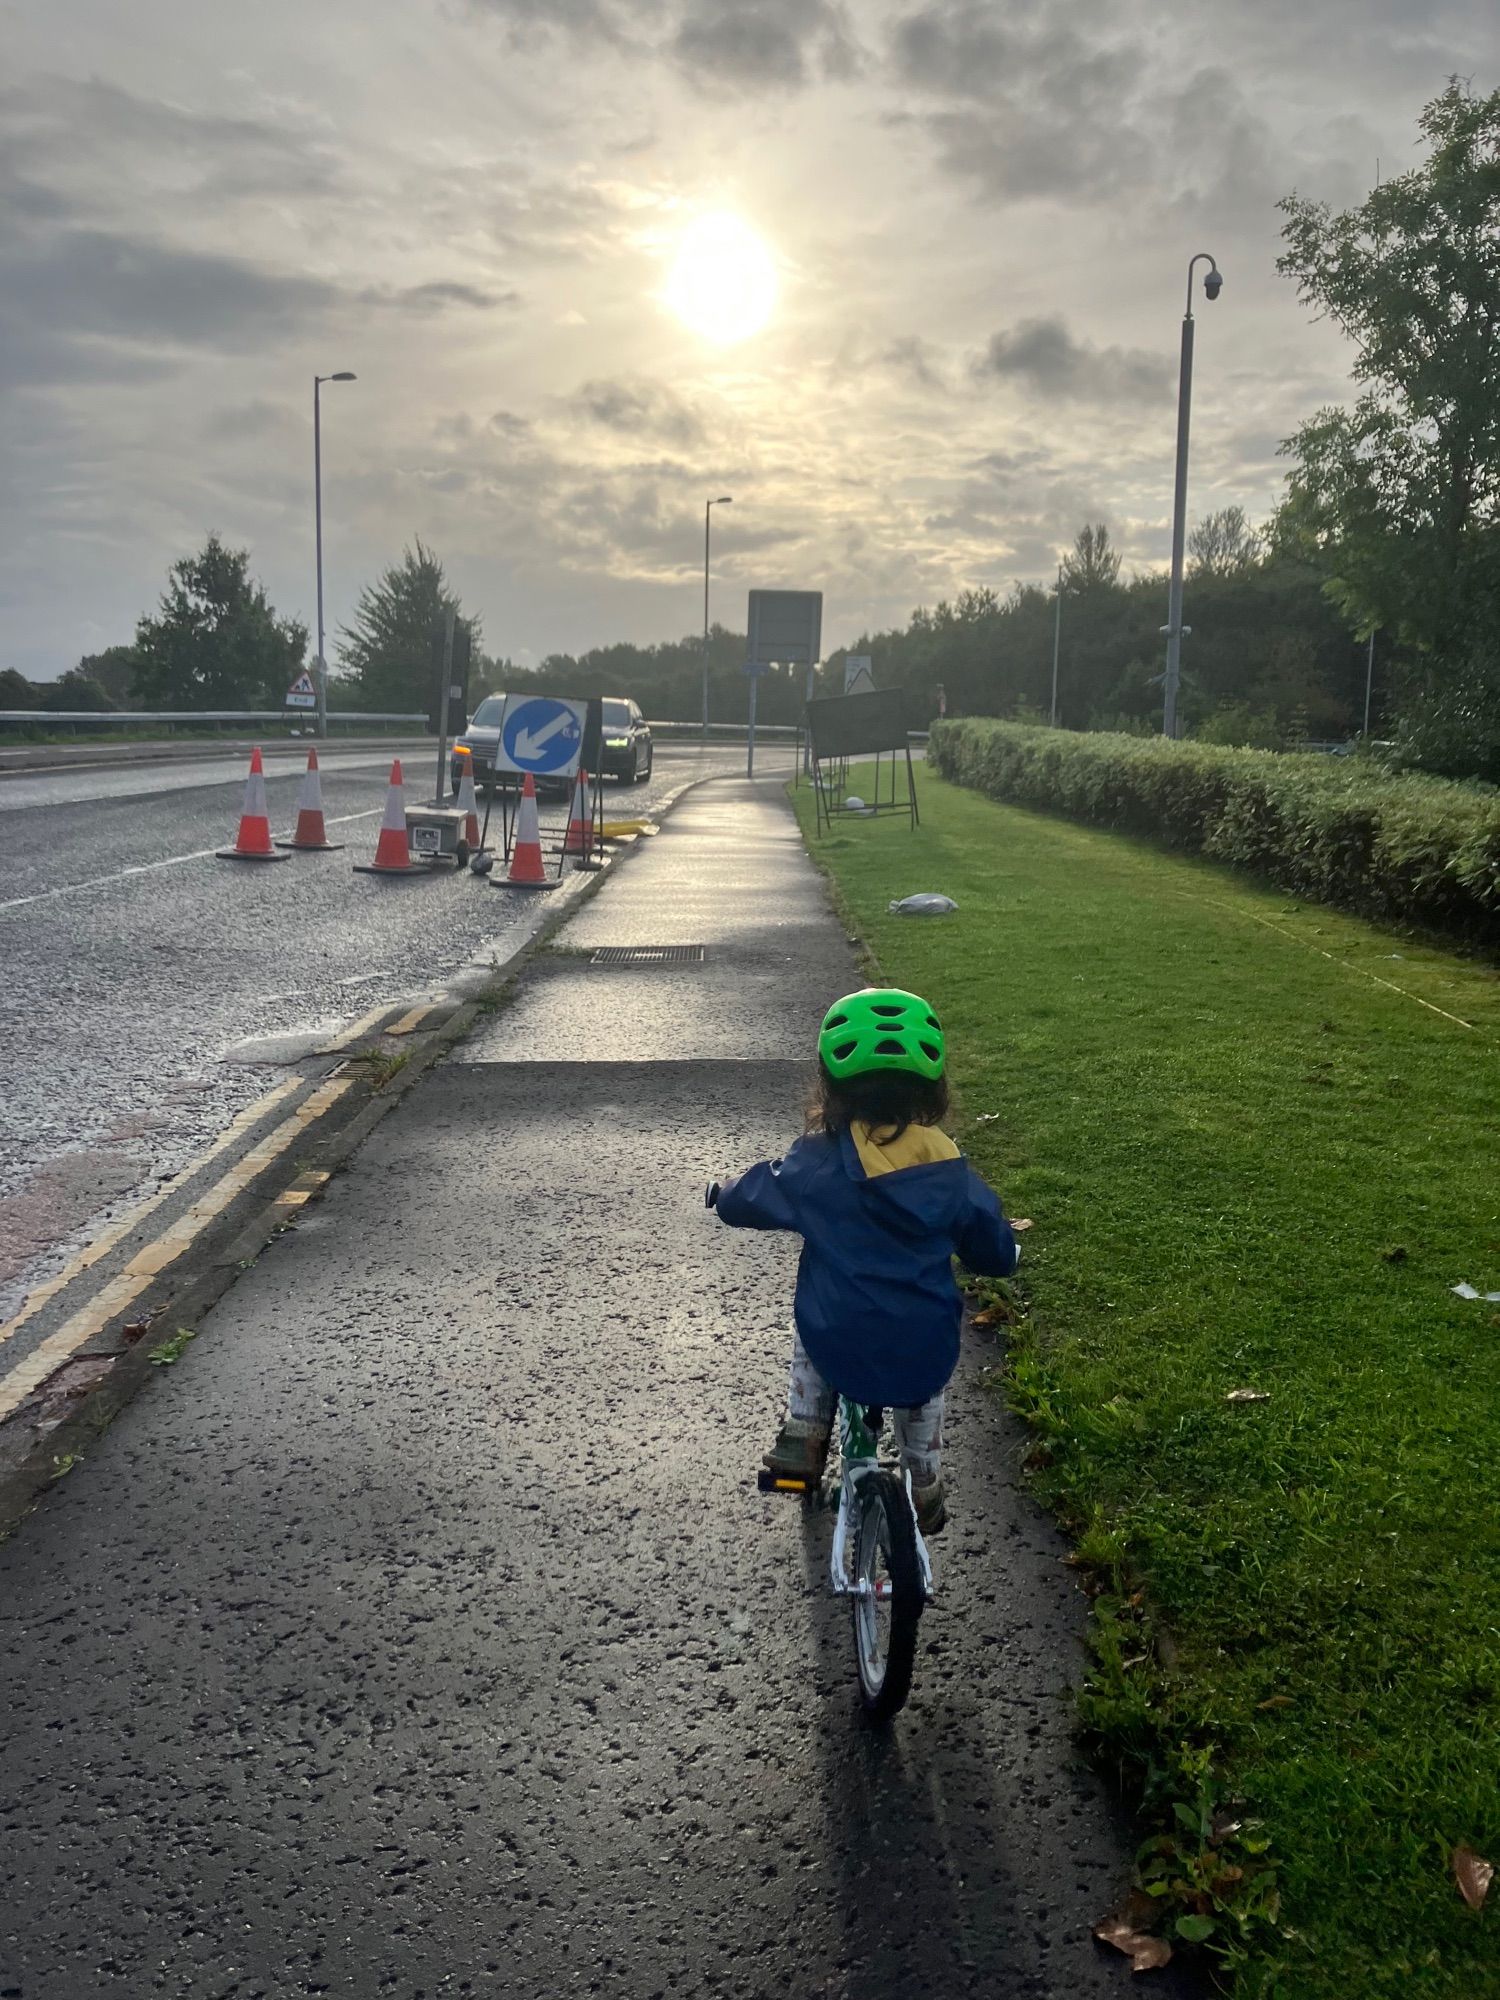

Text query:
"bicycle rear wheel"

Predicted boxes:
[[851, 1471, 923, 1722]]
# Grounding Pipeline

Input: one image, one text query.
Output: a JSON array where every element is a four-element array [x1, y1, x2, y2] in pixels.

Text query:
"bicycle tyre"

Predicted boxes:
[[851, 1470, 923, 1722]]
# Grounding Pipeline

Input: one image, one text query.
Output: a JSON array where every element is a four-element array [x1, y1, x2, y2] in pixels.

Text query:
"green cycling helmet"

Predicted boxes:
[[817, 987, 946, 1082]]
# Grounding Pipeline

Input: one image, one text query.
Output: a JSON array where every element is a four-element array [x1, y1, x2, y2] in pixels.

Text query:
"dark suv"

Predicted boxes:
[[598, 698, 653, 783]]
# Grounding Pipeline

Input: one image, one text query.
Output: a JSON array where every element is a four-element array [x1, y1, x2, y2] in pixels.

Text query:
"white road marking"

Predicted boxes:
[[0, 808, 383, 914]]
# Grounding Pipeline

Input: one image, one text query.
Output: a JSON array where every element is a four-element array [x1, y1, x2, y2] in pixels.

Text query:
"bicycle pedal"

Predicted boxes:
[[757, 1469, 815, 1496]]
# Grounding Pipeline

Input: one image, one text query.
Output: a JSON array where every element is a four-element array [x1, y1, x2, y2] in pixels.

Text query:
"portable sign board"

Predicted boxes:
[[843, 655, 874, 695], [746, 590, 822, 667], [806, 688, 909, 760], [284, 670, 317, 712], [496, 694, 587, 778]]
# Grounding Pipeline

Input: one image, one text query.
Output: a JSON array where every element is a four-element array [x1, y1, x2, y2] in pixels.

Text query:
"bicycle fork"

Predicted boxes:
[[828, 1399, 936, 1602]]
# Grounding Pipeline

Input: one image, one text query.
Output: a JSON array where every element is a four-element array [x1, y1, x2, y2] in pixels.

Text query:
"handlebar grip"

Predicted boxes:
[[705, 1181, 721, 1210]]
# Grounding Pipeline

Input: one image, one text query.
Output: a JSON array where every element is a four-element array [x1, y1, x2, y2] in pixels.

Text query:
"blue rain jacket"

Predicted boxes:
[[715, 1122, 1018, 1408]]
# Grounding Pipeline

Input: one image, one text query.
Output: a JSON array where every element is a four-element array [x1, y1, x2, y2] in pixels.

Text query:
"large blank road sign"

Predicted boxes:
[[746, 590, 822, 666], [806, 687, 909, 760]]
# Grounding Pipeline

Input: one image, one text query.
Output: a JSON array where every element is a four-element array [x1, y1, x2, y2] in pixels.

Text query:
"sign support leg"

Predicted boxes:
[[747, 675, 758, 779]]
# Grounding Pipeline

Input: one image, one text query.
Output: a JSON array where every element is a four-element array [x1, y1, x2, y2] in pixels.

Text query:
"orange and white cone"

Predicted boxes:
[[353, 759, 424, 876], [562, 766, 592, 858], [455, 754, 483, 851], [276, 748, 343, 851], [496, 772, 551, 887], [217, 746, 289, 862]]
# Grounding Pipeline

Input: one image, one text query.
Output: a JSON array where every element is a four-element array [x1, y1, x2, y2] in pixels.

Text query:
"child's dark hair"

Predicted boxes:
[[807, 1060, 949, 1141]]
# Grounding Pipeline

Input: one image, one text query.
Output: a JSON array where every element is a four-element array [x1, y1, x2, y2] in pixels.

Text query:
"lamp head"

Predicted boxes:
[[1203, 268, 1223, 301]]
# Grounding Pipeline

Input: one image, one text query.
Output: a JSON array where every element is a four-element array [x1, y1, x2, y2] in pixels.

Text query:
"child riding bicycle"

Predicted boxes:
[[708, 987, 1019, 1534]]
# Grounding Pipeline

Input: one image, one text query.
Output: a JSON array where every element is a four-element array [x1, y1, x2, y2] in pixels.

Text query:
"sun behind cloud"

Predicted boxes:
[[663, 212, 777, 345]]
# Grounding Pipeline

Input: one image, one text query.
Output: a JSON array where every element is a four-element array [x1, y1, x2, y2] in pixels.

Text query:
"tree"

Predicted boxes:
[[1276, 80, 1500, 773], [337, 541, 477, 713], [0, 669, 37, 709], [1189, 506, 1259, 578], [41, 667, 115, 712], [1061, 522, 1123, 595], [77, 645, 142, 708], [132, 535, 306, 710]]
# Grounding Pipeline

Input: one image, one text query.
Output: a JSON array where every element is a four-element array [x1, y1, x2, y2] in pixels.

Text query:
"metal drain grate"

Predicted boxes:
[[589, 945, 706, 967]]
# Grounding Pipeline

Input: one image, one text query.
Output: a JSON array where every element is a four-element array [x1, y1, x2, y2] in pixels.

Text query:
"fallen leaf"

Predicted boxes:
[[1011, 1217, 1034, 1232], [1226, 1388, 1271, 1404], [1094, 1897, 1173, 1973], [121, 1319, 150, 1344], [1453, 1845, 1494, 1911], [1256, 1695, 1295, 1710]]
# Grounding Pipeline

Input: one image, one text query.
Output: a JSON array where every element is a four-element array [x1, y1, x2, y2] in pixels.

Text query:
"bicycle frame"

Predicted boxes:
[[827, 1396, 936, 1603]]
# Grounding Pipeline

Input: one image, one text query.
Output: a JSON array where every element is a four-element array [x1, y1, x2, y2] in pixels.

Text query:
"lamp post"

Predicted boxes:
[[1161, 254, 1222, 739], [313, 371, 357, 738], [1049, 563, 1063, 726], [703, 495, 732, 742], [1363, 630, 1376, 737]]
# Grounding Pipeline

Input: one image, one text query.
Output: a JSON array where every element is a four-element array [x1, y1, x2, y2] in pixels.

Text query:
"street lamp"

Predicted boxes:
[[1050, 562, 1063, 726], [1161, 254, 1222, 739], [703, 495, 732, 742], [313, 371, 357, 738]]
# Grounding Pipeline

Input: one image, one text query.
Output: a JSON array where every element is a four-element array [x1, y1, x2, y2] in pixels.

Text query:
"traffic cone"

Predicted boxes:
[[495, 772, 552, 888], [562, 767, 592, 857], [217, 747, 290, 862], [454, 751, 483, 851], [353, 759, 424, 876], [276, 748, 343, 851]]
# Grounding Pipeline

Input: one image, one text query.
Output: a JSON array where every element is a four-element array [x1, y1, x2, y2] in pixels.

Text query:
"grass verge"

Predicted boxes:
[[795, 765, 1499, 1998]]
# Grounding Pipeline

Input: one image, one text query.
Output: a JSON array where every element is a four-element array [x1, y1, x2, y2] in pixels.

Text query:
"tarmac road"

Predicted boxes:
[[0, 742, 781, 1320], [0, 780, 1196, 1999]]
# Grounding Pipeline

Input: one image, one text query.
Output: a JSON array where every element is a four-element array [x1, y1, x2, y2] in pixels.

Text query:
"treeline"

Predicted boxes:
[[819, 514, 1382, 750]]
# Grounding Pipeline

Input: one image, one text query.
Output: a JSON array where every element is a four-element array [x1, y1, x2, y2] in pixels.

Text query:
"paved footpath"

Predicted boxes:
[[0, 777, 1193, 1999]]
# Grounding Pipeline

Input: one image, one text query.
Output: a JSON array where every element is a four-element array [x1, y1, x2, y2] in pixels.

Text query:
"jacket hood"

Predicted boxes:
[[839, 1123, 970, 1235]]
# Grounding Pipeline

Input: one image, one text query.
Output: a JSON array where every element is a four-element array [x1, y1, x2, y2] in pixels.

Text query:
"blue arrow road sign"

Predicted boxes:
[[499, 696, 585, 775], [741, 658, 770, 677]]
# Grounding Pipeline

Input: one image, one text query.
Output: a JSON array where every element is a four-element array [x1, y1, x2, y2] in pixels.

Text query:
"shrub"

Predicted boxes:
[[929, 721, 1500, 948]]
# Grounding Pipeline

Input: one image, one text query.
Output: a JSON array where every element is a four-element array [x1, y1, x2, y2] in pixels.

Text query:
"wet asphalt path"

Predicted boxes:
[[0, 781, 1194, 1998], [0, 744, 774, 1319]]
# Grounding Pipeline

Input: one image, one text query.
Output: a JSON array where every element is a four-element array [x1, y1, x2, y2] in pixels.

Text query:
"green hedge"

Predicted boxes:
[[928, 720, 1500, 948]]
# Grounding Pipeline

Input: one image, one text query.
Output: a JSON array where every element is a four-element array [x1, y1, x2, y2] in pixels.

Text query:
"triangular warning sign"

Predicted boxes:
[[287, 671, 316, 697]]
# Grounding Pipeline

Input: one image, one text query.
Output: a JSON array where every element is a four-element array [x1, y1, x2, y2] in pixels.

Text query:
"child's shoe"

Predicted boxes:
[[762, 1417, 830, 1483], [912, 1478, 947, 1536]]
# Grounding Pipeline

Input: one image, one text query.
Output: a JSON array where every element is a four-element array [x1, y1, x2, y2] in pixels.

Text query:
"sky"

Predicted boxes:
[[2, 0, 1497, 682]]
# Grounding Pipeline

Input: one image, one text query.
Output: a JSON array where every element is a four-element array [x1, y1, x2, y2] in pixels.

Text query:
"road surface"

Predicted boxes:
[[0, 742, 785, 1320]]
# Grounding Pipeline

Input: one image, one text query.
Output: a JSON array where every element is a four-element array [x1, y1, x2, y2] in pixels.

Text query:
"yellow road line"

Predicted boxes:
[[317, 1001, 398, 1053], [0, 1078, 351, 1425], [0, 1078, 304, 1351], [387, 1003, 436, 1037]]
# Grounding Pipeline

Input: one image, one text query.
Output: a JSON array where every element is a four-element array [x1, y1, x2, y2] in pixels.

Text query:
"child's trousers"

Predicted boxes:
[[787, 1331, 944, 1487]]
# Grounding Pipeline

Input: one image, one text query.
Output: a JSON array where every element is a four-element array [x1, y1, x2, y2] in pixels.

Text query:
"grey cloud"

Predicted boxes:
[[2, 228, 337, 351], [377, 280, 520, 312], [976, 318, 1168, 404], [885, 3, 1307, 215], [572, 377, 707, 448], [673, 0, 860, 90], [0, 76, 343, 207], [881, 336, 948, 390]]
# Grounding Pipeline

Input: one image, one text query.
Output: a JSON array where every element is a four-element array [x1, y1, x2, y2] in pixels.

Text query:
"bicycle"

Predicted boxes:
[[706, 1179, 936, 1721], [759, 1394, 936, 1721]]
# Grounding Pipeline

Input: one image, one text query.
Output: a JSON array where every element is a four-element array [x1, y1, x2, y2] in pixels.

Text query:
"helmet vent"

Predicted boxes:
[[831, 1039, 858, 1063], [874, 1038, 906, 1056], [871, 1004, 904, 1018], [920, 1041, 941, 1063]]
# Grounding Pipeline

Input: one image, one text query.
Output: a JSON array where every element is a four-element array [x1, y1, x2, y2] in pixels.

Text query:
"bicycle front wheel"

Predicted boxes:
[[851, 1471, 923, 1722]]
